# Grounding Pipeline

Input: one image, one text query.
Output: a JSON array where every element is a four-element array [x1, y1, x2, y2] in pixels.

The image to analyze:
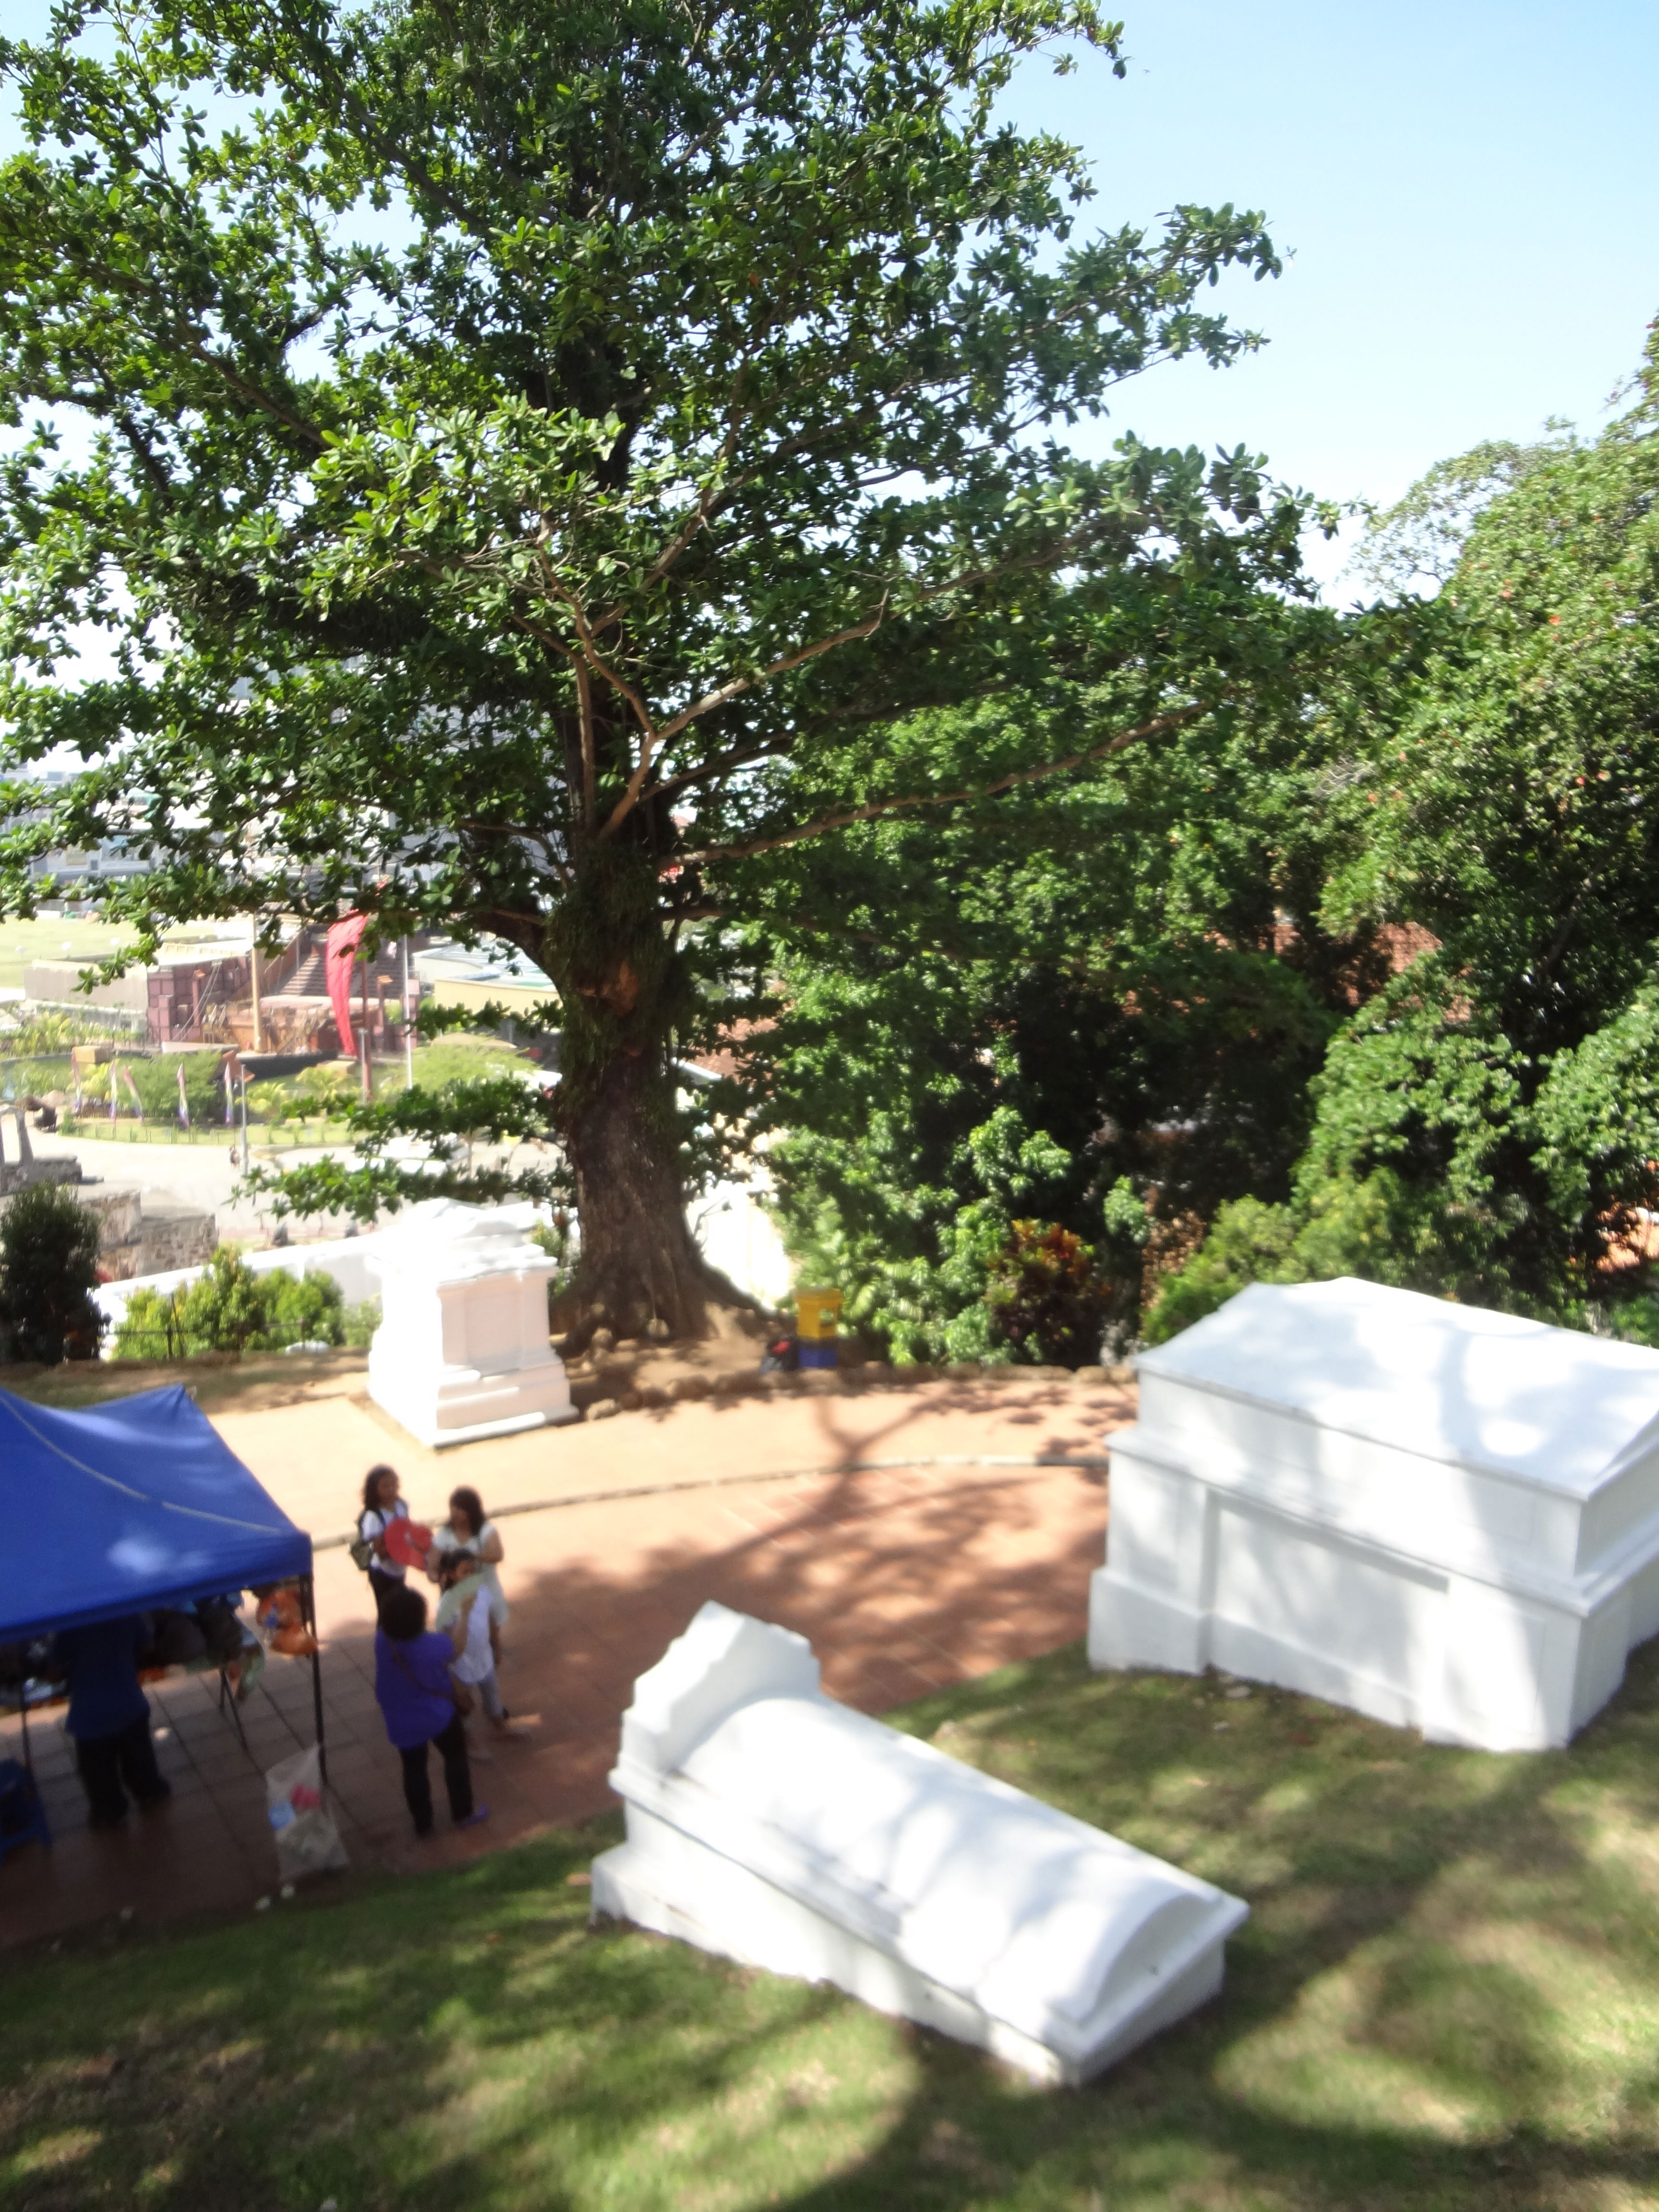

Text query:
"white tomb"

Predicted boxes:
[[366, 1198, 577, 1447], [592, 1602, 1248, 2085], [1090, 1278, 1659, 1751]]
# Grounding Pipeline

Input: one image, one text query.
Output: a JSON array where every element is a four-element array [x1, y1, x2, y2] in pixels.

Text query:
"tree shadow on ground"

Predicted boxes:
[[766, 1633, 1659, 2212], [7, 1451, 1659, 2210], [6, 1632, 1659, 2209]]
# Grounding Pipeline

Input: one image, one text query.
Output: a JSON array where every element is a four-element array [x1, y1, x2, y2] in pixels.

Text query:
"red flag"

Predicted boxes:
[[325, 914, 368, 1055]]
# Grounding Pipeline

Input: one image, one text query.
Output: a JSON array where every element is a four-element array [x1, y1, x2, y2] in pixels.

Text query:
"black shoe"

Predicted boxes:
[[88, 1808, 128, 1831]]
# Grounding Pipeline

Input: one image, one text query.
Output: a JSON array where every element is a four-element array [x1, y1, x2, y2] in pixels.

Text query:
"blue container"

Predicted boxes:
[[798, 1342, 838, 1370]]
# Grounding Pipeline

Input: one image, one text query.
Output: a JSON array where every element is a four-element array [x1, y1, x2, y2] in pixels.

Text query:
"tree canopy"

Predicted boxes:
[[1150, 317, 1659, 1337], [0, 0, 1329, 1337]]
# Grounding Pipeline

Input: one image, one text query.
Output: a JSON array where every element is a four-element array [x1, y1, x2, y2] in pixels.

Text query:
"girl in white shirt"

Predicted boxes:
[[358, 1465, 412, 1620], [426, 1485, 508, 1622], [442, 1555, 510, 1734]]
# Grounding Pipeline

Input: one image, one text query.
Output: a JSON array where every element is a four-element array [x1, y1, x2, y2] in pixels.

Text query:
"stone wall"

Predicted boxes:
[[77, 1188, 216, 1281]]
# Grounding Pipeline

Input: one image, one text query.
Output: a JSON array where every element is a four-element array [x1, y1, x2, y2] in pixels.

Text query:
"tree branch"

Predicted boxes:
[[574, 657, 598, 830], [647, 737, 793, 805], [595, 600, 889, 843], [676, 701, 1216, 869]]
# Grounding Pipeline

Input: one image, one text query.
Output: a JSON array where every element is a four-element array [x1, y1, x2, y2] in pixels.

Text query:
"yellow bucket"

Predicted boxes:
[[795, 1287, 843, 1342]]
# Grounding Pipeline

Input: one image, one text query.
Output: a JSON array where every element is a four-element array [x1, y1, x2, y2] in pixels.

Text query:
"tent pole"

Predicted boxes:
[[302, 1573, 327, 1785]]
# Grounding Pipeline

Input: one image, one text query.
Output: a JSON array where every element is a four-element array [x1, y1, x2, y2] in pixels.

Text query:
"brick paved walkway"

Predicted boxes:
[[0, 1375, 1127, 1947]]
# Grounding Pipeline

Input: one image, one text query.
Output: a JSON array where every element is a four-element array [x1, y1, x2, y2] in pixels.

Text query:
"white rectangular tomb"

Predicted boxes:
[[1089, 1277, 1659, 1751], [367, 1198, 578, 1448], [591, 1602, 1248, 2086]]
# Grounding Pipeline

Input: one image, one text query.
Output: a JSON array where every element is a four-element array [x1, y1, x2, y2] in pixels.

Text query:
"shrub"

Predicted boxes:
[[243, 1081, 290, 1126], [110, 1250, 345, 1359], [343, 1296, 381, 1349], [297, 1064, 356, 1107], [1142, 1197, 1302, 1345], [260, 1267, 346, 1348], [120, 1052, 230, 1125], [176, 1247, 269, 1352], [111, 1284, 191, 1361], [0, 1010, 129, 1055], [530, 1214, 577, 1310], [985, 1220, 1113, 1368], [0, 1182, 104, 1362]]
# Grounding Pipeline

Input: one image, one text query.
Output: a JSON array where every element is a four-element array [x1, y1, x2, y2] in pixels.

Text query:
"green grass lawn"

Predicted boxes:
[[0, 917, 137, 996], [5, 1640, 1659, 2212], [399, 1034, 542, 1089]]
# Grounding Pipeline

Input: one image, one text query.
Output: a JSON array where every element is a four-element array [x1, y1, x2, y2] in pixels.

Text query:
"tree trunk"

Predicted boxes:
[[562, 1044, 741, 1345], [545, 846, 749, 1347]]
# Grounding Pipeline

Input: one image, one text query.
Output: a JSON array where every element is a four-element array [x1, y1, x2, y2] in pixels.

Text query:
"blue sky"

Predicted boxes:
[[1000, 1, 1659, 591], [3, 0, 1655, 599]]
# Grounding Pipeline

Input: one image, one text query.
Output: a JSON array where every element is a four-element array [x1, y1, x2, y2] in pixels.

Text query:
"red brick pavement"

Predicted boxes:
[[0, 1380, 1125, 1946]]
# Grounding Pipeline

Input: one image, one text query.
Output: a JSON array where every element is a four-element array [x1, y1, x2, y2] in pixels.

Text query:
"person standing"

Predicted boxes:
[[438, 1555, 513, 1739], [357, 1464, 412, 1620], [53, 1613, 172, 1830], [372, 1584, 488, 1839], [427, 1486, 507, 1615]]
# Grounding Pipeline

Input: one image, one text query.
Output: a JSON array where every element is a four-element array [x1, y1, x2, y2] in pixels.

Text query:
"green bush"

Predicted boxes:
[[110, 1250, 345, 1359], [260, 1266, 346, 1346], [986, 1219, 1113, 1367], [1142, 1197, 1302, 1345], [112, 1284, 190, 1360], [80, 1051, 229, 1124], [296, 1063, 356, 1107], [343, 1296, 381, 1349], [1141, 1173, 1431, 1344], [0, 1010, 130, 1055], [243, 1080, 290, 1126], [0, 1181, 104, 1362], [530, 1214, 576, 1308]]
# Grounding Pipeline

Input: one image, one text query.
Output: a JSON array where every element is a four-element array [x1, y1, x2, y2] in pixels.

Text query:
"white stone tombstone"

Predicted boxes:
[[366, 1198, 577, 1448], [592, 1602, 1248, 2085], [1090, 1277, 1659, 1752]]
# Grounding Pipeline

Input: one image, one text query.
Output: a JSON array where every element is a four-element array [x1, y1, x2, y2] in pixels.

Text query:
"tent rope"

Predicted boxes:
[[0, 1393, 296, 1538]]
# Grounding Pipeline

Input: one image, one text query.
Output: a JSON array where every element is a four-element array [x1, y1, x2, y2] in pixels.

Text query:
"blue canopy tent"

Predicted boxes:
[[0, 1382, 323, 1772]]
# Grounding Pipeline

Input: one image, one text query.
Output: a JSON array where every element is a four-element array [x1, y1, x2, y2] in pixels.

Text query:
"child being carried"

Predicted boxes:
[[437, 1553, 514, 1737]]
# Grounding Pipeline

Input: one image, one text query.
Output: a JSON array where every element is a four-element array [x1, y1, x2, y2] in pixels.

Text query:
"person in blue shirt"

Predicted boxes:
[[373, 1583, 488, 1839], [53, 1614, 172, 1830]]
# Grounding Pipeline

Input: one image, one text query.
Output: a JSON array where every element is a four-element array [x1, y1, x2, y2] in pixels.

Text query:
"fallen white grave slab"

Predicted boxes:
[[1089, 1277, 1659, 1751], [367, 1198, 577, 1447], [592, 1603, 1248, 2085]]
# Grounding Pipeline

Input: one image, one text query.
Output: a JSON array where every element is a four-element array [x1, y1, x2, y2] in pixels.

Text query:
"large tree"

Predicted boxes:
[[1148, 317, 1659, 1334], [729, 664, 1387, 1361], [0, 0, 1319, 1338]]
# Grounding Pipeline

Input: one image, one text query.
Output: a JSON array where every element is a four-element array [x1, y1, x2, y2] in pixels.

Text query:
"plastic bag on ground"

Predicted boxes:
[[264, 1743, 349, 1880]]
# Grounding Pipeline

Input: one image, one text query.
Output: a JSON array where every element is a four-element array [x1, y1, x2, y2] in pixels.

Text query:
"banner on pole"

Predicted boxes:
[[325, 913, 368, 1056]]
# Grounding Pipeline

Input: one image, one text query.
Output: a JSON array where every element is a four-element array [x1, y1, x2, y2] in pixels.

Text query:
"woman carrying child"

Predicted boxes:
[[437, 1552, 513, 1740], [428, 1487, 512, 1718]]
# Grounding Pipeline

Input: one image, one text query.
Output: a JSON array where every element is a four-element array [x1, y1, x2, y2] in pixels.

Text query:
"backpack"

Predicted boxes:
[[349, 1515, 376, 1573]]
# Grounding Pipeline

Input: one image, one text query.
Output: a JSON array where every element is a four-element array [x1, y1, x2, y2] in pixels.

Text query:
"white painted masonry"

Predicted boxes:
[[366, 1198, 577, 1447], [593, 1603, 1248, 2085], [1089, 1277, 1659, 1751]]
